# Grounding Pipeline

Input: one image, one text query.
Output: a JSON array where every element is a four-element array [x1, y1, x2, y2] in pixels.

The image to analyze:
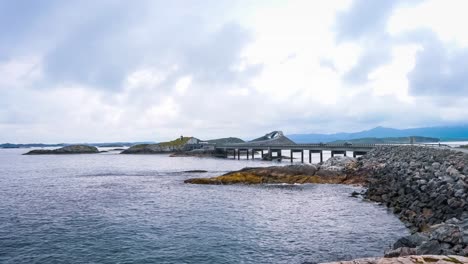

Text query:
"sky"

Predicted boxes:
[[1, 0, 468, 143]]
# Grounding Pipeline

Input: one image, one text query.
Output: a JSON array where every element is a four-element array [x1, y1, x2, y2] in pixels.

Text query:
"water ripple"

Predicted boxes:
[[0, 149, 408, 263]]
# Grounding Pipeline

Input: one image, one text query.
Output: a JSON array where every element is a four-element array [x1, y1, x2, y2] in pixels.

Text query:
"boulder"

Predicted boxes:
[[428, 223, 463, 245], [320, 156, 356, 170], [393, 233, 429, 249], [415, 240, 442, 255]]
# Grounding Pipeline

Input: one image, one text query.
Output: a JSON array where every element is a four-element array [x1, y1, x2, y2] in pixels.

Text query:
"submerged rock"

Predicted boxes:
[[23, 145, 99, 155]]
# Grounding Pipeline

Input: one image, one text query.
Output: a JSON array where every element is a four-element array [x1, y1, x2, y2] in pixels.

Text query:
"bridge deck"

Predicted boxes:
[[216, 143, 378, 151]]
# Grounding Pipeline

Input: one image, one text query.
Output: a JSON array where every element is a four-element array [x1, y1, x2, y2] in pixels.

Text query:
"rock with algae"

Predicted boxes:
[[184, 158, 365, 185]]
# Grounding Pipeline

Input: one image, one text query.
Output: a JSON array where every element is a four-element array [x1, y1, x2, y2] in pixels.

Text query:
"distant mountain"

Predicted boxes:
[[288, 125, 468, 143], [0, 142, 155, 149], [330, 136, 439, 144], [0, 143, 65, 149]]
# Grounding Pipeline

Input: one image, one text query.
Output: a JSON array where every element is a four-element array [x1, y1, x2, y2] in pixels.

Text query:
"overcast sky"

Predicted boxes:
[[1, 0, 468, 143]]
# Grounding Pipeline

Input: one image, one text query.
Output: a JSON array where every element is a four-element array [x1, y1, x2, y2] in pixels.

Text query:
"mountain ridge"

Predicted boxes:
[[288, 125, 468, 143]]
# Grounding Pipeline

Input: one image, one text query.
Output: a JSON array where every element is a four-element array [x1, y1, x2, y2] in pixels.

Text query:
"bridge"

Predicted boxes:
[[212, 131, 443, 163], [215, 143, 375, 163]]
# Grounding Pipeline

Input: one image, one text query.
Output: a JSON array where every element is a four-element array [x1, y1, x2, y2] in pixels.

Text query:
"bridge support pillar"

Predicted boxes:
[[237, 149, 240, 160], [320, 151, 323, 163], [290, 150, 293, 163], [353, 151, 367, 158], [246, 149, 249, 160], [252, 149, 255, 159], [301, 150, 304, 163], [331, 150, 346, 157], [309, 150, 312, 163]]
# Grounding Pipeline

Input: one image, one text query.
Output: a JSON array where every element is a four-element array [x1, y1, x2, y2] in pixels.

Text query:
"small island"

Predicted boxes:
[[23, 145, 99, 155]]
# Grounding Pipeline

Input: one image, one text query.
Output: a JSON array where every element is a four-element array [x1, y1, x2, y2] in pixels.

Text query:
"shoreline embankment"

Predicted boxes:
[[358, 146, 467, 257]]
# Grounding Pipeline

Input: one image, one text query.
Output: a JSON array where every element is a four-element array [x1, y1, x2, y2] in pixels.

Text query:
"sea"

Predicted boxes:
[[0, 148, 409, 264]]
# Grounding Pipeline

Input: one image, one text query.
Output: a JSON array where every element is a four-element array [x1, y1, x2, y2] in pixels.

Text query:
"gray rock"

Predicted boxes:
[[384, 247, 416, 257], [319, 156, 356, 170], [393, 233, 429, 249], [429, 223, 462, 245], [447, 165, 462, 177], [415, 240, 441, 255]]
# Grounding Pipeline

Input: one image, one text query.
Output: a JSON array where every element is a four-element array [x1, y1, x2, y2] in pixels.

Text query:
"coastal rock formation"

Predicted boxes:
[[206, 137, 244, 144], [320, 255, 468, 264], [23, 145, 99, 155], [170, 149, 226, 158], [358, 146, 468, 256], [184, 156, 363, 185], [122, 137, 197, 154]]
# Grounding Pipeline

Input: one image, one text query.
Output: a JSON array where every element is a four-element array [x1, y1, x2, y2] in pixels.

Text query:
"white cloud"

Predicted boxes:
[[174, 76, 192, 95], [1, 1, 468, 143], [368, 44, 421, 101], [0, 56, 42, 89], [388, 0, 468, 47]]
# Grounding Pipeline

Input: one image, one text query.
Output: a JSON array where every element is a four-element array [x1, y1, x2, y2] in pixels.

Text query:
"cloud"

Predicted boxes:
[[1, 0, 468, 143], [408, 33, 468, 96], [335, 0, 400, 41]]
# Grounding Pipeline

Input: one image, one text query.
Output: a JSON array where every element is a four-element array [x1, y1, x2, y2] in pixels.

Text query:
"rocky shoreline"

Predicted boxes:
[[358, 146, 468, 257], [185, 146, 468, 258], [320, 255, 468, 264], [184, 156, 362, 184]]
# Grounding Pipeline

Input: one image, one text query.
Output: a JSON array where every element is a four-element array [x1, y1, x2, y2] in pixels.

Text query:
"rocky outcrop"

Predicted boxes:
[[170, 149, 226, 158], [206, 137, 244, 144], [358, 146, 468, 256], [184, 156, 363, 185], [320, 255, 468, 264], [23, 145, 99, 155], [122, 137, 194, 154]]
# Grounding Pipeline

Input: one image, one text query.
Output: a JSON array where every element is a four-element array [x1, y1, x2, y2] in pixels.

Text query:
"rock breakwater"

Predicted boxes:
[[359, 146, 468, 256]]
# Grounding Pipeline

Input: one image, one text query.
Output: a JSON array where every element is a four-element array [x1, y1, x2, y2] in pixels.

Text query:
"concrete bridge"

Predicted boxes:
[[215, 143, 375, 163]]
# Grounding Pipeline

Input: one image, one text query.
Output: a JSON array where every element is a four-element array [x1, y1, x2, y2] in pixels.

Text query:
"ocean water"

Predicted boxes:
[[0, 149, 408, 264]]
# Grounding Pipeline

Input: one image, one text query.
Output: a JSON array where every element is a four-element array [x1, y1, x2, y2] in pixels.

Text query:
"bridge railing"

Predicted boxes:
[[215, 143, 446, 149]]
